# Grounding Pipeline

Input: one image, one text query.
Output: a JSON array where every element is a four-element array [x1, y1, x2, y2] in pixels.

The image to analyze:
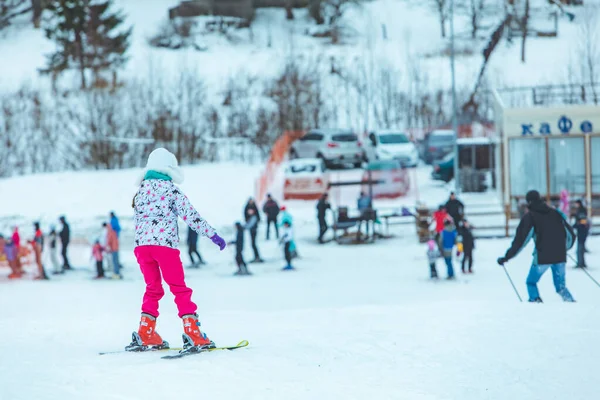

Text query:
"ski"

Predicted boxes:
[[99, 347, 182, 356], [161, 340, 249, 360]]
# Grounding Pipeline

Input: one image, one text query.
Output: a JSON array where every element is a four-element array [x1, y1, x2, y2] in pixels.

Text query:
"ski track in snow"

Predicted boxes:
[[1, 167, 600, 399]]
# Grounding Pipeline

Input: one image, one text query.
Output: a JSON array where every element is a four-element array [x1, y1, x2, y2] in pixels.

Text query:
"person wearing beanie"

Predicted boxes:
[[497, 190, 576, 303], [572, 199, 589, 268], [262, 194, 280, 240], [31, 222, 48, 280], [230, 222, 251, 276], [126, 148, 227, 353], [48, 225, 61, 275]]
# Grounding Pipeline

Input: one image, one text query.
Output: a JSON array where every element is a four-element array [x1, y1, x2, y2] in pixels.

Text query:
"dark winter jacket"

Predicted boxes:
[[317, 198, 331, 220], [244, 202, 260, 222], [459, 226, 475, 252], [262, 199, 280, 220], [503, 201, 575, 265], [573, 205, 589, 241], [60, 222, 70, 246], [187, 226, 198, 248], [445, 199, 464, 221], [232, 224, 244, 255]]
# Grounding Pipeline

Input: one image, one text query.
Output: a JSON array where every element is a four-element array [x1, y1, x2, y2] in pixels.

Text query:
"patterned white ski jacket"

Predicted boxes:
[[134, 179, 216, 249]]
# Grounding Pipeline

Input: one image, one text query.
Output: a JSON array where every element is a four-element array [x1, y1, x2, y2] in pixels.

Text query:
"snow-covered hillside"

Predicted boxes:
[[0, 0, 598, 92]]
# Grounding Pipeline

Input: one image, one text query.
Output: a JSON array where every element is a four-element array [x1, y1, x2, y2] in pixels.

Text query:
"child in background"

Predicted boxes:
[[439, 220, 458, 280], [92, 240, 105, 279], [32, 222, 48, 280], [427, 237, 439, 279], [280, 221, 295, 271], [231, 222, 251, 276], [48, 225, 61, 275], [4, 237, 21, 279]]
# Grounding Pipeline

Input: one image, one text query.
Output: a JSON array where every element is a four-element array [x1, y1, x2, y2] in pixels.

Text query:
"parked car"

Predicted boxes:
[[422, 129, 456, 164], [283, 158, 330, 200], [289, 129, 363, 169], [431, 153, 454, 182], [361, 160, 410, 199], [363, 130, 419, 167]]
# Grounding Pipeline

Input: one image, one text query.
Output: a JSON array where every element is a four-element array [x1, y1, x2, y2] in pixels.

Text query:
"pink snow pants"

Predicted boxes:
[[134, 245, 197, 318]]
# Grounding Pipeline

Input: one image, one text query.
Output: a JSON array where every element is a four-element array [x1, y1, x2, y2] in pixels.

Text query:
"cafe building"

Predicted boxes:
[[493, 86, 600, 216]]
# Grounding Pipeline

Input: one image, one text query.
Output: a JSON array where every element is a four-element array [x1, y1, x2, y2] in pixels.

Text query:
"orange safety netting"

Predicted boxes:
[[255, 130, 305, 202]]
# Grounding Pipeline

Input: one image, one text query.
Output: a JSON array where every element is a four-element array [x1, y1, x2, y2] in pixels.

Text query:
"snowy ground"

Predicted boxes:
[[1, 164, 600, 400]]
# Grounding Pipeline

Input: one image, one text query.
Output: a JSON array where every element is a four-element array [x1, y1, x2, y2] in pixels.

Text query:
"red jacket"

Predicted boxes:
[[12, 230, 20, 248], [433, 210, 450, 233]]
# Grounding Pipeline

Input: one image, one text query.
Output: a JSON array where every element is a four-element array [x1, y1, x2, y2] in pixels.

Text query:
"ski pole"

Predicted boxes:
[[568, 253, 600, 289], [502, 265, 523, 302]]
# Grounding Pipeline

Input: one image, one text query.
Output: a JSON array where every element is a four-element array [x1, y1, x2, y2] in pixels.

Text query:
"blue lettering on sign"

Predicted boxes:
[[539, 123, 551, 135], [521, 124, 534, 135], [581, 120, 593, 133], [558, 116, 573, 134]]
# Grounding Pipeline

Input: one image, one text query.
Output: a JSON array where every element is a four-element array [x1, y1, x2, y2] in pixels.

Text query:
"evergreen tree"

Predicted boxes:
[[86, 1, 132, 86], [41, 0, 131, 90]]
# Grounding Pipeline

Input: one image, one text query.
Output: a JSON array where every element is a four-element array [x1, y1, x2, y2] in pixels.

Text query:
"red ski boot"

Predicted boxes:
[[125, 313, 169, 351], [181, 314, 215, 351]]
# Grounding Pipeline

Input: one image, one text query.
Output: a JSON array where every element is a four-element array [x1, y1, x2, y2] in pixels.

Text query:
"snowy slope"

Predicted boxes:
[[0, 0, 599, 92], [1, 211, 600, 399], [1, 162, 599, 399]]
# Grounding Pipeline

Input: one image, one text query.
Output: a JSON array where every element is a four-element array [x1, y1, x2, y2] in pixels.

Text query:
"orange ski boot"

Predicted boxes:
[[125, 313, 169, 351], [181, 314, 215, 351]]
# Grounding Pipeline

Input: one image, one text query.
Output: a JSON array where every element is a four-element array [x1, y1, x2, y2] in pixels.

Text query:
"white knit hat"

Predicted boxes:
[[137, 148, 184, 185]]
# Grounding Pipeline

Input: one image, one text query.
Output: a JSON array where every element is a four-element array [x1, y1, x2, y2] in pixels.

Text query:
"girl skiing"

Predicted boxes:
[[127, 148, 226, 353]]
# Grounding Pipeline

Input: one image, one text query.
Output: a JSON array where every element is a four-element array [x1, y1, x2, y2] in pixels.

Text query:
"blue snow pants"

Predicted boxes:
[[526, 263, 574, 302]]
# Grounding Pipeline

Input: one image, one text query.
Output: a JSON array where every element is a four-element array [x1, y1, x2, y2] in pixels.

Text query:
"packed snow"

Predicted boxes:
[[1, 163, 599, 400]]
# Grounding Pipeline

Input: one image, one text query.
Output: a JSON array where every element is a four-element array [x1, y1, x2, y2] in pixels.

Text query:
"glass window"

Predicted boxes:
[[301, 133, 323, 141], [591, 137, 600, 193], [332, 134, 357, 142], [548, 137, 585, 195], [378, 133, 409, 144], [509, 138, 547, 197], [290, 164, 317, 173]]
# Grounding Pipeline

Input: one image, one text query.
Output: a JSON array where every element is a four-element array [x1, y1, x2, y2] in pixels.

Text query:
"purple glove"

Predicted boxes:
[[211, 234, 226, 251]]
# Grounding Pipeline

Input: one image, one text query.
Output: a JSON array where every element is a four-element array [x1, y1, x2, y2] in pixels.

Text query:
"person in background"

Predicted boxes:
[[439, 220, 458, 280], [431, 205, 449, 240], [187, 226, 205, 268], [278, 205, 298, 259], [445, 192, 464, 226], [263, 194, 280, 240], [231, 222, 251, 276], [244, 198, 260, 224], [245, 208, 263, 263], [279, 205, 293, 227], [426, 237, 439, 279], [48, 225, 61, 275], [11, 226, 22, 273], [280, 221, 295, 271], [497, 190, 576, 303], [317, 193, 331, 244], [573, 199, 588, 268], [92, 239, 105, 279], [459, 220, 475, 274], [103, 222, 121, 279], [59, 215, 71, 271], [32, 222, 48, 280], [357, 191, 373, 238], [4, 237, 21, 279], [110, 211, 121, 238]]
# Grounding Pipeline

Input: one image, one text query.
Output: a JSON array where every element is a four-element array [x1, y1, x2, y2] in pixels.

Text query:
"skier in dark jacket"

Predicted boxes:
[[497, 190, 576, 303], [317, 193, 331, 243], [59, 215, 72, 271], [244, 198, 263, 262], [573, 199, 589, 268], [445, 192, 464, 225], [262, 194, 280, 240], [458, 220, 475, 274], [231, 222, 251, 275], [187, 226, 205, 267]]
